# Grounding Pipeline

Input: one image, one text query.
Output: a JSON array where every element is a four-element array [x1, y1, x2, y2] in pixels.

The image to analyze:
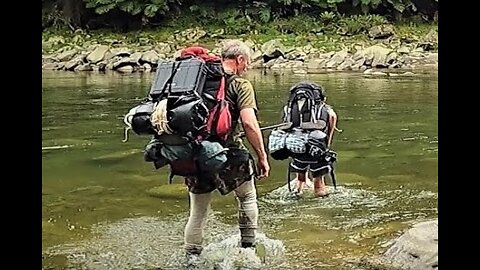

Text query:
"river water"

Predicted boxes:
[[42, 69, 438, 269]]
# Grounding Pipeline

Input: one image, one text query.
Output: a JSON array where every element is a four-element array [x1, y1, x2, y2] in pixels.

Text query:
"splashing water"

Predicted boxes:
[[261, 180, 387, 209], [175, 233, 286, 270], [45, 214, 288, 270], [260, 180, 437, 232]]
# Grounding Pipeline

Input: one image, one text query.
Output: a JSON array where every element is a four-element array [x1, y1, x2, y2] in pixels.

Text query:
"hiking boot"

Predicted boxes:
[[185, 246, 202, 263], [239, 242, 267, 263], [185, 252, 201, 269], [241, 241, 256, 248]]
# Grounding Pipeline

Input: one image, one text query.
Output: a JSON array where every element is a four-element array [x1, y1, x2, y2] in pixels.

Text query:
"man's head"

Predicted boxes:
[[221, 39, 252, 75]]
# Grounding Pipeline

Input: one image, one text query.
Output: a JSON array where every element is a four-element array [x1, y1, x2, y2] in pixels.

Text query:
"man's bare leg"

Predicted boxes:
[[294, 173, 307, 193], [313, 176, 328, 197]]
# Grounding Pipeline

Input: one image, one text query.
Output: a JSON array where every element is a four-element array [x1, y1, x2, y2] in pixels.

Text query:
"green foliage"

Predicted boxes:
[[336, 14, 388, 35], [274, 15, 319, 34], [83, 0, 177, 18], [220, 9, 254, 35], [320, 11, 336, 24], [41, 0, 438, 31], [43, 6, 67, 29], [259, 7, 272, 23], [42, 0, 73, 30]]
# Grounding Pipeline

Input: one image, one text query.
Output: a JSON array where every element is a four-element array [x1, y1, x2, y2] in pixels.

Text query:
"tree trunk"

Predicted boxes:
[[61, 0, 84, 27]]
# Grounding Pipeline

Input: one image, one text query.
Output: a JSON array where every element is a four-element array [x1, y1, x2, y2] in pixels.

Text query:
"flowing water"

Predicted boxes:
[[42, 69, 438, 270]]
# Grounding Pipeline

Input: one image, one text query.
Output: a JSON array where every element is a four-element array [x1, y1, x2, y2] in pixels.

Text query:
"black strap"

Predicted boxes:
[[303, 98, 312, 123], [168, 171, 174, 184], [289, 95, 311, 127], [287, 160, 292, 192], [157, 61, 182, 99], [226, 74, 238, 86], [330, 166, 337, 190], [289, 98, 299, 127]]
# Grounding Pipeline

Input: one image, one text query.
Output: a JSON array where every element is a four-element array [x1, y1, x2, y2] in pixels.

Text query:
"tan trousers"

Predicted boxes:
[[184, 179, 258, 254]]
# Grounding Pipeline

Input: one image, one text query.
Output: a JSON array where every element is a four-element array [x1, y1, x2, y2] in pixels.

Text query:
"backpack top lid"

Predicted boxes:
[[288, 81, 326, 102], [285, 81, 329, 129], [149, 46, 223, 100], [180, 46, 221, 62]]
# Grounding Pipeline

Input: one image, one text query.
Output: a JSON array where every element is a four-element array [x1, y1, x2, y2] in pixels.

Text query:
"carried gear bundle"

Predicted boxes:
[[268, 129, 329, 161], [267, 81, 339, 190], [122, 46, 254, 195]]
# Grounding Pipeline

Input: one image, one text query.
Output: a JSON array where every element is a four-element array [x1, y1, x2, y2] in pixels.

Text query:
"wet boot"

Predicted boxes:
[[185, 247, 202, 268], [241, 242, 256, 248]]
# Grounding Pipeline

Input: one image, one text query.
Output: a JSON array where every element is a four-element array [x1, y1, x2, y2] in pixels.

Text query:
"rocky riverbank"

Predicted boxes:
[[42, 26, 438, 74]]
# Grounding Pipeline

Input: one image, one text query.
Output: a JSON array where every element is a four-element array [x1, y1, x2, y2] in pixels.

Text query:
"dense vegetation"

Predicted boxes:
[[43, 0, 438, 33]]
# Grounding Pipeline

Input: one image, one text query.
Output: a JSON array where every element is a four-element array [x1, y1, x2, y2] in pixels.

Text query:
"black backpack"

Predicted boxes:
[[282, 81, 330, 134], [122, 54, 236, 143]]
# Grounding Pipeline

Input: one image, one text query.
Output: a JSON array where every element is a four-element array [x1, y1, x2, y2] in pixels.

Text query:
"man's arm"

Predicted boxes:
[[240, 108, 267, 161], [240, 108, 270, 178], [327, 109, 338, 147], [233, 78, 270, 178]]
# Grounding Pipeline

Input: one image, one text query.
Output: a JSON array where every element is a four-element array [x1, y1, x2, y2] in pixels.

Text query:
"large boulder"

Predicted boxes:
[[251, 49, 263, 62], [244, 39, 257, 52], [383, 219, 438, 270], [326, 50, 349, 68], [368, 24, 395, 39], [261, 39, 286, 62], [337, 57, 356, 70], [86, 45, 110, 64], [109, 47, 132, 58], [56, 49, 78, 62], [305, 58, 327, 70], [64, 54, 86, 71], [356, 45, 393, 68], [113, 52, 142, 69], [74, 63, 93, 71], [285, 48, 307, 61], [141, 50, 160, 65], [42, 62, 64, 70], [154, 42, 172, 55]]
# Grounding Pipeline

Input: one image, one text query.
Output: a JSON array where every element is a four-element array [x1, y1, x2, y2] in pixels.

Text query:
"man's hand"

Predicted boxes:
[[257, 157, 270, 179]]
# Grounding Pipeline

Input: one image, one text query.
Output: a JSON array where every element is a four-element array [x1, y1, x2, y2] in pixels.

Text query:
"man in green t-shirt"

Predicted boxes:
[[184, 40, 270, 257]]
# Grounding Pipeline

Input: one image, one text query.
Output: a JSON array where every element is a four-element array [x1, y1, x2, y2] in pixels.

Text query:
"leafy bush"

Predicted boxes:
[[42, 0, 438, 31], [83, 0, 181, 18], [336, 14, 388, 35]]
